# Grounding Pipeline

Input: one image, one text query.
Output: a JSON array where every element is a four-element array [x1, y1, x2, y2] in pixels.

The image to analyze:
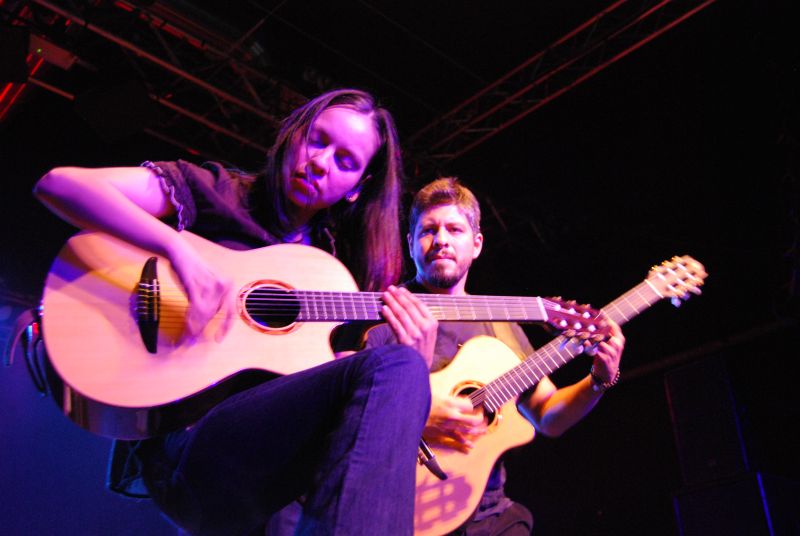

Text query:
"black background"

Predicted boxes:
[[2, 1, 799, 534]]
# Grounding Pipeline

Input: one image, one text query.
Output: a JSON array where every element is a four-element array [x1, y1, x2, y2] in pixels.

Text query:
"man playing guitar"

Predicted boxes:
[[338, 177, 626, 535]]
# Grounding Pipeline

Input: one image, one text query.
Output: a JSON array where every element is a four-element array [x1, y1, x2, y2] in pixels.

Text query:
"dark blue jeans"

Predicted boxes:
[[140, 345, 430, 535]]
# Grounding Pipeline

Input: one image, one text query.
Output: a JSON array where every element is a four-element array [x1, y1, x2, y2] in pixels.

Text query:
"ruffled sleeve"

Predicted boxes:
[[141, 160, 206, 231], [140, 160, 270, 248]]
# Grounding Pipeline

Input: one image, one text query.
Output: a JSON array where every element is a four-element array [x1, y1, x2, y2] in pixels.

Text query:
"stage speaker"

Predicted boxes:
[[664, 355, 749, 486], [673, 472, 800, 536]]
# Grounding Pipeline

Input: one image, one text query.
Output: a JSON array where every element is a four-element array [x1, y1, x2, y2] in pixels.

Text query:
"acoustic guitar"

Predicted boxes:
[[414, 255, 707, 536], [40, 230, 607, 439]]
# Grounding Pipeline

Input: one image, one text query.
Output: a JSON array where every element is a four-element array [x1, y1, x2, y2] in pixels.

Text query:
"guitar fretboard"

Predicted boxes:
[[245, 288, 551, 322], [472, 279, 663, 412]]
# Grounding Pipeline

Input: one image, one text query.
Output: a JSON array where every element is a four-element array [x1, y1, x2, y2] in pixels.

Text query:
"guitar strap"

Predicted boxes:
[[489, 322, 529, 362]]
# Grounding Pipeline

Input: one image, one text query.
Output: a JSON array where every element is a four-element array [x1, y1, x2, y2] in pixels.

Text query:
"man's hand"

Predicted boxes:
[[423, 393, 487, 452], [588, 318, 625, 382]]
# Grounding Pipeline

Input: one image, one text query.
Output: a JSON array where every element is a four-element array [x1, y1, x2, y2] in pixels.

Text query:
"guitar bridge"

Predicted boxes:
[[136, 256, 160, 354]]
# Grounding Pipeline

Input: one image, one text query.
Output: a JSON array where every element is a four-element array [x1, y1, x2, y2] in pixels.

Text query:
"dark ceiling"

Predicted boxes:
[[4, 0, 798, 342], [2, 1, 800, 533]]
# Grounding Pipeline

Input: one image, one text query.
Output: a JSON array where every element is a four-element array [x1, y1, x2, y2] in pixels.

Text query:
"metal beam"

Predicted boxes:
[[407, 0, 719, 173], [13, 0, 307, 166]]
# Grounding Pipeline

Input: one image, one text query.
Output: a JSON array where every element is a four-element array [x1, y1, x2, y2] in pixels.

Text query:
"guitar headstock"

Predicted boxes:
[[645, 255, 707, 307], [544, 297, 611, 343]]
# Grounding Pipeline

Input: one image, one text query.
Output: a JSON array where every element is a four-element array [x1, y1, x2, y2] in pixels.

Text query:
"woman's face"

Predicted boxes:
[[283, 105, 381, 223]]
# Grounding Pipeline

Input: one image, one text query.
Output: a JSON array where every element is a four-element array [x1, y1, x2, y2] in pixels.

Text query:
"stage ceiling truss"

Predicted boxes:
[[403, 0, 719, 250], [4, 0, 718, 169], [4, 0, 308, 163], [407, 0, 719, 175]]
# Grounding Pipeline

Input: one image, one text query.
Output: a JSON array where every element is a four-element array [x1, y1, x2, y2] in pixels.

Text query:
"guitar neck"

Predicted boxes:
[[472, 280, 663, 412], [269, 290, 549, 323], [598, 279, 665, 326]]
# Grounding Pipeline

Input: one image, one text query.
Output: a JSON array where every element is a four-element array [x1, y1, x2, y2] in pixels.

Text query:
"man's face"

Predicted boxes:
[[408, 204, 483, 291]]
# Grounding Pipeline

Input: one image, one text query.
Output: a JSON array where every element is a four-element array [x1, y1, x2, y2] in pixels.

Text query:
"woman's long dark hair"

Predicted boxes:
[[250, 88, 404, 291]]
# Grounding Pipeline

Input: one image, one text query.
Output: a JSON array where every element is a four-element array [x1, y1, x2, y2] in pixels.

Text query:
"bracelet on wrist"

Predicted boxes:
[[590, 365, 620, 392]]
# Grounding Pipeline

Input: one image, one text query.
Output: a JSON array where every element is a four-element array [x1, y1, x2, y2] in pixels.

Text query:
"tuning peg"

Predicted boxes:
[[687, 278, 704, 291]]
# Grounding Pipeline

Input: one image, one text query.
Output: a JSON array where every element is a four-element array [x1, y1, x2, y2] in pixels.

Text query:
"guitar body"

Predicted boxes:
[[39, 231, 605, 440], [41, 231, 357, 438], [415, 336, 535, 536]]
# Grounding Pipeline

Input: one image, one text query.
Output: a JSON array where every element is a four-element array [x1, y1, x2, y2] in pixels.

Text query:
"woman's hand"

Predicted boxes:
[[167, 239, 236, 344], [380, 286, 438, 368]]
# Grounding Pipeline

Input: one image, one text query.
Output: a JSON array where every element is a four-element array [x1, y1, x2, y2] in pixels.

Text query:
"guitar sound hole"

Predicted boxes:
[[455, 385, 496, 427], [245, 286, 301, 329]]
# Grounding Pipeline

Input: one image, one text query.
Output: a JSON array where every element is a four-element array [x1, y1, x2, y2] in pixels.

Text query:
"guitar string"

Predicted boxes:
[[134, 270, 702, 327], [474, 277, 692, 409], [467, 280, 663, 409], [133, 262, 696, 314], [137, 271, 698, 321], [135, 293, 605, 318], [137, 290, 601, 309], [141, 278, 684, 328], [138, 306, 606, 330], [134, 293, 626, 336]]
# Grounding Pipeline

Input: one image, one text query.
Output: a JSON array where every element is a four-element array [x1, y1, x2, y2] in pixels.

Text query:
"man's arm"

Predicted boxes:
[[518, 320, 625, 437]]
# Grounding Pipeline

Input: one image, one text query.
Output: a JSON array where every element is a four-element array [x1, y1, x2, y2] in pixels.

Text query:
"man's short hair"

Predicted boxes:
[[409, 177, 481, 234]]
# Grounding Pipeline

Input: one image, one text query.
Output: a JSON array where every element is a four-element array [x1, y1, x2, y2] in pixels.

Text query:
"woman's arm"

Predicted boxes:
[[35, 166, 234, 340], [35, 166, 179, 256]]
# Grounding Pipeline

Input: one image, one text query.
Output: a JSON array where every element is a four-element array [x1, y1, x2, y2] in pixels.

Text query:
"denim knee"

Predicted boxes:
[[368, 344, 430, 411]]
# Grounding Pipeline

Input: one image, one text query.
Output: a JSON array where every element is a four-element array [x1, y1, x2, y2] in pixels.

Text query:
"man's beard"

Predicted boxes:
[[420, 261, 470, 291]]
